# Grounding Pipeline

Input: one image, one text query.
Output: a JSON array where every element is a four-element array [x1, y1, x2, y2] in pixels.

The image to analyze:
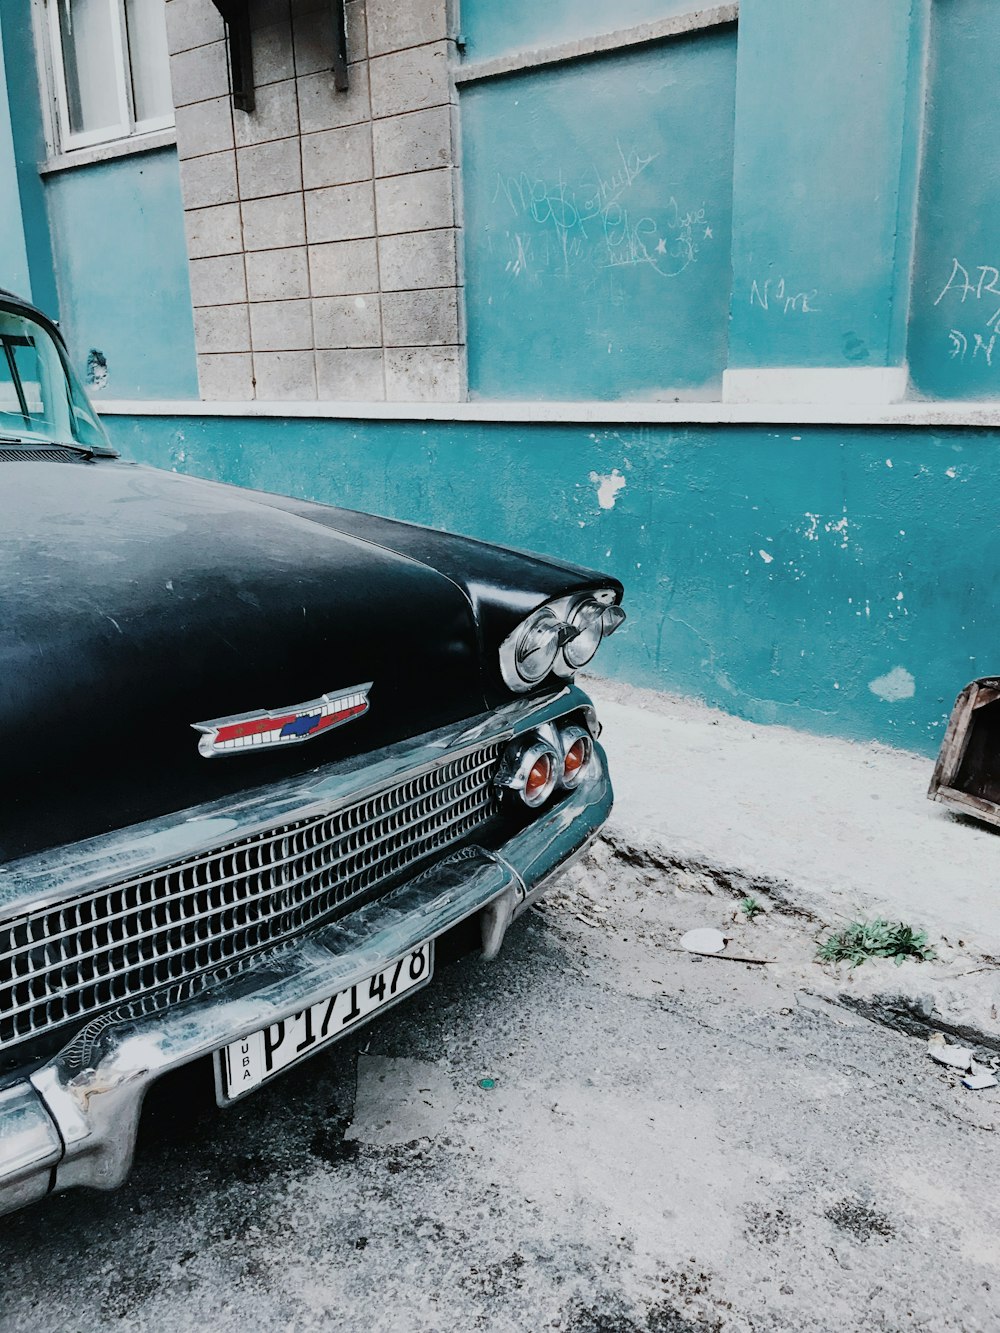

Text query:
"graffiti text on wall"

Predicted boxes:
[[749, 276, 820, 315], [934, 258, 1000, 367], [491, 141, 713, 280]]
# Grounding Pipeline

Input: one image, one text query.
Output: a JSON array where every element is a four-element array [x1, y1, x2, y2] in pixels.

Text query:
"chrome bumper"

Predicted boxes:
[[0, 730, 610, 1216]]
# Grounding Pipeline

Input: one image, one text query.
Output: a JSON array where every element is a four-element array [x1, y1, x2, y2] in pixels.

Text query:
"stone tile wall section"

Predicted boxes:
[[165, 0, 463, 401]]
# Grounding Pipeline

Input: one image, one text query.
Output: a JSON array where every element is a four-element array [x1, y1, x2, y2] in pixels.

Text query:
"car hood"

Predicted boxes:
[[2, 462, 494, 859]]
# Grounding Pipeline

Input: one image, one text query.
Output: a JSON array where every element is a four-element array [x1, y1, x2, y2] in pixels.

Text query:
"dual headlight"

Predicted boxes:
[[499, 589, 626, 693]]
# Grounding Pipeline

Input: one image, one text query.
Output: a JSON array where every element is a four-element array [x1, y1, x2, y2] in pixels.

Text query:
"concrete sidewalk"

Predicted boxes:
[[587, 677, 1000, 949], [584, 677, 1000, 1046]]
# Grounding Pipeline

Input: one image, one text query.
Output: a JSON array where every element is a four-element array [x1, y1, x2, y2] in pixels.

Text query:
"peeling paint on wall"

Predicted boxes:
[[86, 348, 108, 390], [589, 468, 627, 509], [868, 667, 916, 702]]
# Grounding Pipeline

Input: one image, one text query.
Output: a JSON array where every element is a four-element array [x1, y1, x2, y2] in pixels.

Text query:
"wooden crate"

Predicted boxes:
[[928, 677, 1000, 826]]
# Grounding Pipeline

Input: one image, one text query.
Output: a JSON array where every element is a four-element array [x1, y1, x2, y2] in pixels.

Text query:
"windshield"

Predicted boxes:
[[0, 303, 112, 451]]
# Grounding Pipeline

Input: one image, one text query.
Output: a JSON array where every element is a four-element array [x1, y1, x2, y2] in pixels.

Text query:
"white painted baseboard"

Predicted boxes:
[[722, 366, 910, 407]]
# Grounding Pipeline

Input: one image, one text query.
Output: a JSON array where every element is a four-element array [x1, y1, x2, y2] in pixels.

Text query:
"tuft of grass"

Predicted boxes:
[[739, 895, 765, 921], [816, 918, 936, 967]]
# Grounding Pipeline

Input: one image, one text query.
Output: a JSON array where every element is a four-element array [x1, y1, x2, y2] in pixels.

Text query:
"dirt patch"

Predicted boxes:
[[309, 1111, 360, 1167], [745, 1204, 794, 1246], [825, 1197, 895, 1242]]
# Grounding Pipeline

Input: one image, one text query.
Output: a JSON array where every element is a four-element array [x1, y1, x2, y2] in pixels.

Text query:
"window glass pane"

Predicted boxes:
[[0, 310, 74, 445], [125, 0, 173, 123], [58, 0, 122, 136], [0, 346, 23, 421]]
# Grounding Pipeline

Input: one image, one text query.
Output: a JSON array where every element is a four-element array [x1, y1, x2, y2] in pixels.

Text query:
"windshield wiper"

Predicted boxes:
[[0, 433, 97, 459]]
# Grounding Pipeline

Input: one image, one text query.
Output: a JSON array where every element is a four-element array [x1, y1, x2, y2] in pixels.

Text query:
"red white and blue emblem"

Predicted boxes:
[[193, 682, 372, 758]]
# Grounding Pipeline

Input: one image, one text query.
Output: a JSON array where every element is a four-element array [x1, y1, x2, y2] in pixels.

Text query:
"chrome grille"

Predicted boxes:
[[0, 741, 504, 1056]]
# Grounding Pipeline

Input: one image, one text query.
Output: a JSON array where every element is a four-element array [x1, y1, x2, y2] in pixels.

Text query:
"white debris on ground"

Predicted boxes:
[[927, 1034, 1000, 1090], [927, 1033, 975, 1070], [963, 1063, 1000, 1091], [679, 927, 727, 955]]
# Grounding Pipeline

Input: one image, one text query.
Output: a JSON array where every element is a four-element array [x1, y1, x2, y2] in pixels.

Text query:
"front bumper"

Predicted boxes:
[[0, 699, 610, 1216]]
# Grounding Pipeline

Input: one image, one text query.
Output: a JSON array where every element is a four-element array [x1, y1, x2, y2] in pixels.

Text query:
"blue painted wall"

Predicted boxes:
[[908, 0, 1000, 398], [461, 28, 737, 400], [728, 0, 923, 371], [44, 148, 198, 399], [459, 0, 705, 62], [101, 412, 992, 757], [1, 2, 58, 313], [0, 9, 31, 299]]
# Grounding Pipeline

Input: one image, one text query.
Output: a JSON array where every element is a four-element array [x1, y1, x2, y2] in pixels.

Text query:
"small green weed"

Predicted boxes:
[[739, 895, 765, 921], [816, 919, 936, 967]]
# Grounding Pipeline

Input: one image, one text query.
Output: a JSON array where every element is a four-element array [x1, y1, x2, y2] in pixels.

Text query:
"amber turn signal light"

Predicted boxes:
[[497, 721, 595, 809], [496, 738, 561, 808], [525, 752, 555, 801], [559, 727, 593, 790]]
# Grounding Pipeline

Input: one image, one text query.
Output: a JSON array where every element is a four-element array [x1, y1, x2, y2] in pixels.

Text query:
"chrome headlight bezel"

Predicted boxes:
[[499, 588, 625, 693]]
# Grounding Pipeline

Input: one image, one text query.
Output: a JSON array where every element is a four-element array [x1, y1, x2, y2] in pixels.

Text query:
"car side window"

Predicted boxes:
[[0, 309, 100, 446]]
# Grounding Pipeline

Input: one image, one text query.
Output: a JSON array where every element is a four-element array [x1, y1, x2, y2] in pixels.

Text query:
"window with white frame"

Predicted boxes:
[[45, 0, 173, 152]]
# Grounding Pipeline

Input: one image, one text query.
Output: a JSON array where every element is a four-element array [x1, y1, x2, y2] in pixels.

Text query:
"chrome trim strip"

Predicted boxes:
[[0, 686, 583, 923], [0, 1083, 62, 1212]]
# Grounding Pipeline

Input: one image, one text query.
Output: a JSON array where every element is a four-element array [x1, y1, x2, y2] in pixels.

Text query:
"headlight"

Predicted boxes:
[[563, 597, 606, 670], [512, 606, 564, 684], [499, 588, 625, 692]]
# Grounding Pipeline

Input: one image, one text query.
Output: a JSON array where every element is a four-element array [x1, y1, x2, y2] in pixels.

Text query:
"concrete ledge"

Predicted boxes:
[[453, 5, 739, 85], [96, 396, 1000, 428], [39, 128, 178, 175]]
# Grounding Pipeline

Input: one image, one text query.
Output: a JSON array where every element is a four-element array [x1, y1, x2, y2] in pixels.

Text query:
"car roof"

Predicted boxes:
[[0, 288, 51, 322], [0, 288, 67, 351]]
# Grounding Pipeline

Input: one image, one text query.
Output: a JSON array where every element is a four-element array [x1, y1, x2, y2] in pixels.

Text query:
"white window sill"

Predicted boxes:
[[39, 127, 177, 176]]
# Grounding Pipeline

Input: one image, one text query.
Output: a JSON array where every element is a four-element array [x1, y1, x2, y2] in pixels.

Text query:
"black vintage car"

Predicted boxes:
[[0, 291, 624, 1215]]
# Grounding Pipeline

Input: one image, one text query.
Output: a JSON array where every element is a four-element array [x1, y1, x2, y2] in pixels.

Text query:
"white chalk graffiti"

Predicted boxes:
[[749, 276, 819, 315], [933, 258, 1000, 306], [934, 258, 1000, 368], [492, 141, 712, 280], [948, 327, 997, 366]]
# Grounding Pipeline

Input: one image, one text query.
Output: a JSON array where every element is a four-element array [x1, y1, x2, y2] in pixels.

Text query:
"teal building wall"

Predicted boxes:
[[461, 28, 737, 399], [44, 148, 199, 400], [103, 411, 989, 758], [728, 0, 927, 371], [0, 12, 30, 300], [0, 7, 57, 312], [908, 0, 1000, 398], [459, 0, 704, 62]]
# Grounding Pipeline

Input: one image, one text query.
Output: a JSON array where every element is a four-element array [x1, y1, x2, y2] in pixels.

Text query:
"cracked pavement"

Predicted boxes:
[[2, 848, 998, 1332]]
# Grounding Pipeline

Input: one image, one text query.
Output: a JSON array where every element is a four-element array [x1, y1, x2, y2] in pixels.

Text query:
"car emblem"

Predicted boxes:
[[193, 682, 372, 758]]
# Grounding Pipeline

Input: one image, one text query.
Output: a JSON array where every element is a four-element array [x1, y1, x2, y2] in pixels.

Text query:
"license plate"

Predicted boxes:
[[214, 940, 434, 1105]]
